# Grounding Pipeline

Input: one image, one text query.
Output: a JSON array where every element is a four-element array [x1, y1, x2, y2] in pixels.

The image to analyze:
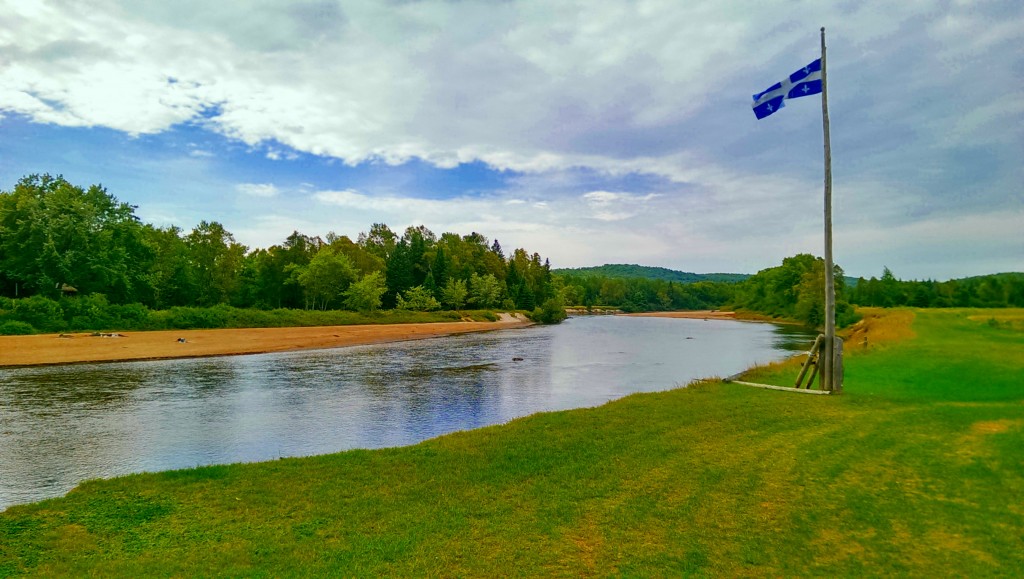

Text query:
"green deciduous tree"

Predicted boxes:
[[530, 296, 567, 324], [145, 225, 196, 308], [344, 271, 387, 313], [469, 273, 503, 309], [295, 249, 358, 310], [0, 174, 154, 303], [358, 223, 397, 262], [396, 285, 441, 311], [185, 221, 247, 307], [441, 278, 468, 310], [733, 253, 857, 327]]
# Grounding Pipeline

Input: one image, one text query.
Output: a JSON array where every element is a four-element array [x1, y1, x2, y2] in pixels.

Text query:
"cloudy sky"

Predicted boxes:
[[1, 0, 1021, 280]]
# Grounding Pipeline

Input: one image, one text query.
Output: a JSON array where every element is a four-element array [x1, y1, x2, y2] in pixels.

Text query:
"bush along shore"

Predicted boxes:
[[0, 295, 561, 336], [1, 307, 1022, 576]]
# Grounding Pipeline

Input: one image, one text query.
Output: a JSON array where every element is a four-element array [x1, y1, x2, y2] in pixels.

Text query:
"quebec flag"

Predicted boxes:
[[752, 58, 822, 119]]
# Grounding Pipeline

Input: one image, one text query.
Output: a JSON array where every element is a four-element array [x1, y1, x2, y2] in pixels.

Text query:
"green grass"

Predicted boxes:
[[2, 308, 1022, 576]]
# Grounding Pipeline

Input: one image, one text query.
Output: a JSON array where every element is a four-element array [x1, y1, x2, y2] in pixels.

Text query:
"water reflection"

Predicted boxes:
[[0, 316, 813, 509]]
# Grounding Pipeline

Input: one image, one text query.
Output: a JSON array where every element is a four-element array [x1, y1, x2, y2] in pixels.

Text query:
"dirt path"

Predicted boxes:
[[0, 317, 532, 368]]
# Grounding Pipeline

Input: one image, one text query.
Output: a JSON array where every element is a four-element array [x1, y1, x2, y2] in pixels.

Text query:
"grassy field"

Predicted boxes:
[[1, 308, 1022, 576]]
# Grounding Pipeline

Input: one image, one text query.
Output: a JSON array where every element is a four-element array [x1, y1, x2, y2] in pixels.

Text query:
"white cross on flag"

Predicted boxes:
[[752, 58, 823, 119]]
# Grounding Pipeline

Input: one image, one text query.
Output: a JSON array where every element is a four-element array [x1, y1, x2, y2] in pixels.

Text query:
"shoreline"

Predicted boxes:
[[621, 310, 811, 325], [619, 310, 738, 320], [0, 316, 532, 368]]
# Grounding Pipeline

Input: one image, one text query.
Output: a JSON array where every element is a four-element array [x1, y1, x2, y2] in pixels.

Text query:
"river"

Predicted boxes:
[[0, 316, 814, 510]]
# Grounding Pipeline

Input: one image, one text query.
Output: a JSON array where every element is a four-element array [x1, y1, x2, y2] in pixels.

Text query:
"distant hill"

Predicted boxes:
[[553, 264, 750, 284], [953, 272, 1024, 283]]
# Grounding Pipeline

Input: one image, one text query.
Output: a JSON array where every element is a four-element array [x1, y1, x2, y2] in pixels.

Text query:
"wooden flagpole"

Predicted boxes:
[[820, 27, 841, 392]]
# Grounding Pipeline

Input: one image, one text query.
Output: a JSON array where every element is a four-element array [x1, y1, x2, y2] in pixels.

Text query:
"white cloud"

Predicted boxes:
[[4, 0, 1016, 174], [581, 190, 661, 221], [265, 148, 299, 161], [188, 146, 214, 158], [235, 183, 279, 198], [1, 0, 1019, 279]]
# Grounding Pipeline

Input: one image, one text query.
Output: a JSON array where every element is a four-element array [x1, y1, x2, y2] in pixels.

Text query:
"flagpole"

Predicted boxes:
[[820, 26, 837, 392]]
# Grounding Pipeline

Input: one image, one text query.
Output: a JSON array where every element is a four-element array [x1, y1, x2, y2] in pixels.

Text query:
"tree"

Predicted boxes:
[[517, 282, 536, 310], [145, 225, 196, 308], [531, 296, 568, 324], [396, 285, 441, 311], [879, 266, 905, 307], [441, 278, 468, 310], [422, 270, 439, 299], [185, 221, 247, 306], [384, 239, 415, 308], [469, 273, 503, 308], [560, 284, 584, 306], [734, 254, 857, 327], [0, 174, 154, 303], [403, 225, 435, 286], [430, 248, 450, 296], [794, 260, 826, 327], [344, 271, 387, 312], [599, 278, 627, 305], [295, 249, 358, 310], [358, 223, 397, 261], [326, 233, 384, 276]]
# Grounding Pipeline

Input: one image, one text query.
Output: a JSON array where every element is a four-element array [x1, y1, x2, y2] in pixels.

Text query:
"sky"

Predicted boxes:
[[1, 0, 1021, 280]]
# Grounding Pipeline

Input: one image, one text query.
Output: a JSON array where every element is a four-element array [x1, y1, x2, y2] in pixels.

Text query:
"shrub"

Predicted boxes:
[[12, 296, 65, 332], [0, 320, 36, 335], [164, 304, 234, 329], [61, 294, 112, 330], [396, 286, 441, 311], [529, 297, 567, 325]]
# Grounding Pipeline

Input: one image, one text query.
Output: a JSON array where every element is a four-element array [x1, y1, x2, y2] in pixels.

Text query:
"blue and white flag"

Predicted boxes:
[[752, 58, 822, 119]]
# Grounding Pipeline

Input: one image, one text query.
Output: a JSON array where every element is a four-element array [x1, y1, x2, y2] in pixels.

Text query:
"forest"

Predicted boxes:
[[1, 174, 1019, 335], [554, 256, 1023, 329], [0, 174, 565, 333], [847, 269, 1024, 309], [557, 254, 855, 328], [553, 264, 748, 284]]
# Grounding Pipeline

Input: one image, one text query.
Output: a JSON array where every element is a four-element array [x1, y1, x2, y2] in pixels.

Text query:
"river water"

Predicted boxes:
[[0, 316, 814, 510]]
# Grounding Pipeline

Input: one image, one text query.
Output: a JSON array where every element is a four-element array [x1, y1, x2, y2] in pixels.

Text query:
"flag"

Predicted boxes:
[[752, 58, 822, 119]]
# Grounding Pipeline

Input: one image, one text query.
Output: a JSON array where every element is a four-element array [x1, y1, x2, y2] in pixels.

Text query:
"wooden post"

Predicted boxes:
[[820, 26, 837, 392], [794, 334, 824, 389], [833, 336, 844, 393]]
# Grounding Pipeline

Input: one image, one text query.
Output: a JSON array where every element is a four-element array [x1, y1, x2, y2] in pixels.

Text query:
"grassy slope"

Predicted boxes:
[[2, 309, 1022, 576]]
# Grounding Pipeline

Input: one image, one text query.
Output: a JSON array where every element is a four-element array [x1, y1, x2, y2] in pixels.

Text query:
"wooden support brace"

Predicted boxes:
[[794, 334, 824, 389], [729, 380, 832, 395]]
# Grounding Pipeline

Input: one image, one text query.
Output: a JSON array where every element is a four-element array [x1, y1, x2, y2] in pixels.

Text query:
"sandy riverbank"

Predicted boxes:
[[620, 310, 737, 320], [0, 315, 532, 368]]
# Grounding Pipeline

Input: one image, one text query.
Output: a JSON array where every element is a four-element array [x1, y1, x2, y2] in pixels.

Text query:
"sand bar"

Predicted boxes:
[[0, 316, 532, 368]]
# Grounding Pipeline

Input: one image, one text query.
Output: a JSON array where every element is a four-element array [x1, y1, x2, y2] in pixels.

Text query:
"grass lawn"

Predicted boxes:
[[2, 308, 1022, 576]]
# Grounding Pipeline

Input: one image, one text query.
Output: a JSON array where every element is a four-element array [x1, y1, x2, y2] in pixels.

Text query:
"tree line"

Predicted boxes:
[[847, 268, 1024, 309], [558, 254, 860, 329], [2, 174, 1016, 334], [554, 255, 854, 329], [554, 273, 736, 313], [560, 255, 1022, 330], [554, 264, 748, 284], [0, 174, 566, 331], [729, 253, 859, 328]]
